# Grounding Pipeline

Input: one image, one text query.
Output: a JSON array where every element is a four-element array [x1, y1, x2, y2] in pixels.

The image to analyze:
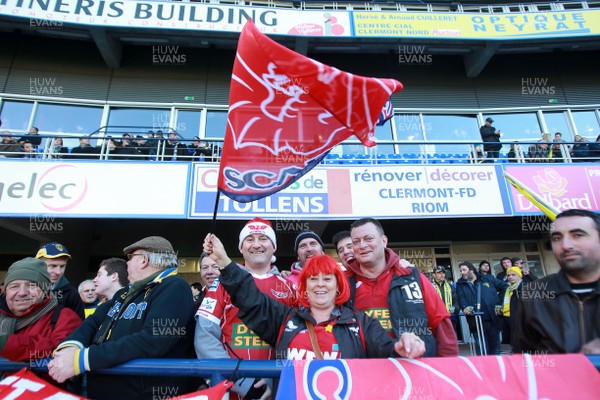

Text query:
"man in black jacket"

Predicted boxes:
[[513, 209, 600, 354], [456, 262, 507, 355], [479, 117, 502, 162], [49, 236, 196, 400], [69, 137, 99, 159]]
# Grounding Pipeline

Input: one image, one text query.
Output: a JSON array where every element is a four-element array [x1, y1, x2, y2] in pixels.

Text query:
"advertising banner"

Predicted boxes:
[[2, 0, 597, 40], [276, 355, 600, 400], [0, 160, 190, 218], [504, 165, 599, 216], [353, 9, 600, 39], [191, 165, 331, 219], [3, 161, 598, 220], [190, 164, 510, 219], [0, 0, 352, 36]]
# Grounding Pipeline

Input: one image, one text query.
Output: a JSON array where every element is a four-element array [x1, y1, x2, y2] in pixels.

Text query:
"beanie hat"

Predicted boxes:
[[123, 236, 175, 255], [294, 231, 325, 255], [238, 217, 277, 250], [507, 266, 523, 279], [4, 257, 51, 292], [36, 242, 71, 259]]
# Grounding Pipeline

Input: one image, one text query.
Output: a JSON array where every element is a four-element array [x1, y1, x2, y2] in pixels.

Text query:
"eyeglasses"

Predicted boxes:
[[126, 253, 146, 260]]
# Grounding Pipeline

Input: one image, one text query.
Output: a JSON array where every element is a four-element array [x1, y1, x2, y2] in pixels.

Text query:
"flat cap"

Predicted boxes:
[[123, 236, 175, 255]]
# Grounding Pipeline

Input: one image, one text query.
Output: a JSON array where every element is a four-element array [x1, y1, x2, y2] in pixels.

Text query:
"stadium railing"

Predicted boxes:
[[0, 356, 598, 385], [1, 128, 597, 164]]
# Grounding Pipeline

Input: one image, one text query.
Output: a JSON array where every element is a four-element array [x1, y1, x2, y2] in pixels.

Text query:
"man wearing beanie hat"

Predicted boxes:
[[283, 230, 325, 287], [0, 258, 81, 362], [49, 236, 196, 400], [36, 242, 85, 320], [196, 218, 295, 400]]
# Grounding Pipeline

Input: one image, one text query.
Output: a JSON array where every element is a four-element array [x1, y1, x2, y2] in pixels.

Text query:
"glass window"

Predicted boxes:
[[422, 115, 480, 155], [205, 110, 228, 138], [572, 110, 600, 140], [327, 138, 363, 156], [175, 110, 201, 140], [394, 113, 424, 155], [523, 242, 539, 252], [484, 112, 542, 149], [34, 104, 103, 134], [373, 123, 394, 155], [523, 254, 545, 278], [107, 108, 171, 136], [543, 112, 573, 141], [0, 101, 33, 133]]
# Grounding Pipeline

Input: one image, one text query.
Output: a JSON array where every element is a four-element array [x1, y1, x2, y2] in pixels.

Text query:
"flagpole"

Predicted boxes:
[[503, 172, 560, 221], [210, 190, 220, 234]]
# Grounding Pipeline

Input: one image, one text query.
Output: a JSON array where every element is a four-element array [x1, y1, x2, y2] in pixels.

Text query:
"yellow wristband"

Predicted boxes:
[[73, 349, 81, 376]]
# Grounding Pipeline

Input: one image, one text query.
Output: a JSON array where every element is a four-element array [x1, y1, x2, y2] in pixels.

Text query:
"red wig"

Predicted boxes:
[[297, 254, 350, 308]]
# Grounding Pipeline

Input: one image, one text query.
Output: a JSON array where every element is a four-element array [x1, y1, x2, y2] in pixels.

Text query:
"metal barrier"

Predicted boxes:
[[2, 133, 597, 164], [1, 356, 599, 378]]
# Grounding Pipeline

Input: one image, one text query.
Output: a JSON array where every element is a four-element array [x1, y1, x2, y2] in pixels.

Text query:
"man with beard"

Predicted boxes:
[[513, 209, 600, 354], [456, 262, 507, 355]]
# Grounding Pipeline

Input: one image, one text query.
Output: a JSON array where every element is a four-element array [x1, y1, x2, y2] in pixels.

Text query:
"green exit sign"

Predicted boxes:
[[548, 99, 558, 104], [184, 96, 195, 101]]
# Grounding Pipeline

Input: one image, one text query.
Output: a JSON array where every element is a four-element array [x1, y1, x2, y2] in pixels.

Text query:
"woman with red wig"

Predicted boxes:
[[202, 234, 425, 360]]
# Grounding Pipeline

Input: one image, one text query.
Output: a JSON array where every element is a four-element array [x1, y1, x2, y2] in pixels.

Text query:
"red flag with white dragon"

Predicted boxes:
[[218, 19, 403, 202]]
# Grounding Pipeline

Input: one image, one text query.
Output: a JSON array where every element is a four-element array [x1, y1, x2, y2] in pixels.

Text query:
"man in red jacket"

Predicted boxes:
[[346, 218, 458, 357], [0, 257, 81, 362]]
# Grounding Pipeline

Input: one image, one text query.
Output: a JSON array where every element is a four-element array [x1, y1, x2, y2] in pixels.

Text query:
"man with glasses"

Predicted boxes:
[[346, 218, 458, 357], [49, 236, 196, 400]]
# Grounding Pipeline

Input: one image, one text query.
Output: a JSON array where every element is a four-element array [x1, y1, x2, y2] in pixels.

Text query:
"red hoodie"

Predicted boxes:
[[0, 297, 82, 362], [346, 248, 458, 357]]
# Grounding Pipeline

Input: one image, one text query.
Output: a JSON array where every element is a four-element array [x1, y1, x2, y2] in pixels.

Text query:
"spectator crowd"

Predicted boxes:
[[0, 209, 599, 399], [3, 122, 600, 163]]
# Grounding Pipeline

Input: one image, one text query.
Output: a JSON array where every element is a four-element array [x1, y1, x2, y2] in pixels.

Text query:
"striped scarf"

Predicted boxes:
[[503, 281, 520, 317], [434, 281, 453, 313]]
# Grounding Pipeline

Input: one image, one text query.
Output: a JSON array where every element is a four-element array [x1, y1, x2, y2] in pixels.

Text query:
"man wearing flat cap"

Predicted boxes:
[[0, 258, 81, 362], [479, 117, 502, 162], [36, 242, 85, 320], [283, 230, 326, 287], [49, 236, 196, 400]]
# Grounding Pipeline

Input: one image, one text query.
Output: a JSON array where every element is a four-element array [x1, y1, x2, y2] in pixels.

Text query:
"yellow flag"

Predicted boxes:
[[503, 172, 560, 221]]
